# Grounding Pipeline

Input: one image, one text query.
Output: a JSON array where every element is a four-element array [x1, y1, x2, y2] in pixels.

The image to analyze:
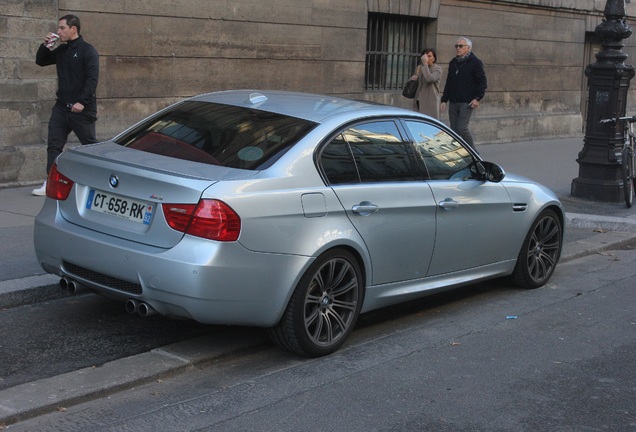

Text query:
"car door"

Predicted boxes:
[[318, 120, 437, 285], [402, 119, 517, 276]]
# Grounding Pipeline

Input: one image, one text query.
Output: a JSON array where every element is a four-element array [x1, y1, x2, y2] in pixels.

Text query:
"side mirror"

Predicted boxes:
[[470, 161, 505, 182]]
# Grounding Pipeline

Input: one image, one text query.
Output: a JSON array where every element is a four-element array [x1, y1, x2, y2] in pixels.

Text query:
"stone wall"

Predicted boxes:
[[439, 0, 593, 142], [1, 0, 636, 187]]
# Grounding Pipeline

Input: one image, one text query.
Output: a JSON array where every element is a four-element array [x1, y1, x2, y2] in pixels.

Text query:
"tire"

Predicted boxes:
[[268, 249, 364, 357], [511, 209, 563, 289], [622, 146, 634, 208]]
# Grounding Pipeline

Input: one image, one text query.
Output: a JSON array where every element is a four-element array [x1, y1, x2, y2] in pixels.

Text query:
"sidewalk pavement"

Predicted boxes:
[[2, 136, 636, 425]]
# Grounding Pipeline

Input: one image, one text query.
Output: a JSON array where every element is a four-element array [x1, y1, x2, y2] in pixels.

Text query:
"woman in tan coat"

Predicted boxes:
[[410, 48, 443, 119]]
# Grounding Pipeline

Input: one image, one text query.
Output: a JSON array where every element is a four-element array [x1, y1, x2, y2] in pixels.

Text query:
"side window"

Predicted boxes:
[[346, 121, 422, 182], [320, 120, 423, 184], [404, 120, 475, 180], [320, 134, 359, 184]]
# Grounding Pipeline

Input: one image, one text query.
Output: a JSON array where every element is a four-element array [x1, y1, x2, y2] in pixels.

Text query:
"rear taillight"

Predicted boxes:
[[163, 199, 241, 241], [46, 163, 74, 200]]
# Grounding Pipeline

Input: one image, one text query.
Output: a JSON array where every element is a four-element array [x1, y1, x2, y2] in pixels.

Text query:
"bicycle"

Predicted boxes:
[[600, 115, 636, 208]]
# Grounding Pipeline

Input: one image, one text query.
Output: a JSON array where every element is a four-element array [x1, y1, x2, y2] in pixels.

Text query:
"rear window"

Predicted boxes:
[[115, 101, 317, 170]]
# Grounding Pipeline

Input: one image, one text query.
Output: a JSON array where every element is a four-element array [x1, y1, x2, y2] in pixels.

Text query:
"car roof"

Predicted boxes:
[[190, 90, 418, 124]]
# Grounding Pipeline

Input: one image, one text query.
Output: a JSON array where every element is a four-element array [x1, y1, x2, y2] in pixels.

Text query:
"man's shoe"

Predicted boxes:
[[32, 181, 47, 196]]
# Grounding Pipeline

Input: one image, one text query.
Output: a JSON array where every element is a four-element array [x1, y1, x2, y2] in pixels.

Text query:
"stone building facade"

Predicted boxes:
[[1, 0, 636, 186]]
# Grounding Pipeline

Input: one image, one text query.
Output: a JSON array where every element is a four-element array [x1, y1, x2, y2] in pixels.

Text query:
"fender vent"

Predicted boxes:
[[513, 203, 528, 212]]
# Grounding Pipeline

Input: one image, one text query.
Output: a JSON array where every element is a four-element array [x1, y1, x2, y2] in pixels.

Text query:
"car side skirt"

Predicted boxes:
[[360, 261, 516, 313]]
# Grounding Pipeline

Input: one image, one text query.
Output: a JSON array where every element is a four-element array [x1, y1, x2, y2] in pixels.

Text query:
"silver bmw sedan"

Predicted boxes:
[[34, 90, 564, 357]]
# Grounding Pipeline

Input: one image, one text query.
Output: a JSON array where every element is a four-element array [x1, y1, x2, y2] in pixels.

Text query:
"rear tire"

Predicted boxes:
[[622, 146, 634, 208], [511, 209, 562, 289], [268, 249, 363, 357]]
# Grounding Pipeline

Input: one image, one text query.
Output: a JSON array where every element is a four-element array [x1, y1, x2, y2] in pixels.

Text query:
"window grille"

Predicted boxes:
[[365, 13, 427, 91]]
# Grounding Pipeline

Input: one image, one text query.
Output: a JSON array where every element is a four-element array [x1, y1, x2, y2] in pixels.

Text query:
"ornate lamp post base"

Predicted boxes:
[[571, 176, 623, 202], [571, 0, 635, 202]]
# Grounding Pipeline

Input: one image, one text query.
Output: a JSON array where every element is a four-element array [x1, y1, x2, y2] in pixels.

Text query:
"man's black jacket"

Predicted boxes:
[[441, 52, 487, 104], [36, 36, 99, 112]]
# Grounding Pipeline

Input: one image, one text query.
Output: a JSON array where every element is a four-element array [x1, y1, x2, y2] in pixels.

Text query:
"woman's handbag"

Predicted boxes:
[[402, 79, 418, 99]]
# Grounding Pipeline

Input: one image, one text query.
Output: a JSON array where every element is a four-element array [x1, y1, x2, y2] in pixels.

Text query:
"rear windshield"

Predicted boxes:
[[115, 101, 317, 170]]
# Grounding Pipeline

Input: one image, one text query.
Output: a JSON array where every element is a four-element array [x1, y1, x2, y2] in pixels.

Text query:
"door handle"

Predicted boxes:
[[352, 201, 379, 215], [438, 198, 459, 210]]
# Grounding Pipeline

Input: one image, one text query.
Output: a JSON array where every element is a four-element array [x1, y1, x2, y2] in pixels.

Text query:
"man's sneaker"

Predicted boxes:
[[32, 181, 47, 196]]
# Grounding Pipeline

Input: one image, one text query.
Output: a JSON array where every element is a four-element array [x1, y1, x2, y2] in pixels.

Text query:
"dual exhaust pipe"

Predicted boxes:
[[59, 277, 80, 294], [59, 277, 155, 317], [125, 298, 156, 317]]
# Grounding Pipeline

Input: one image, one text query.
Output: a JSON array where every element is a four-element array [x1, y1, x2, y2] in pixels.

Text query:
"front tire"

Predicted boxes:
[[269, 249, 363, 357], [622, 146, 634, 208], [511, 209, 562, 289]]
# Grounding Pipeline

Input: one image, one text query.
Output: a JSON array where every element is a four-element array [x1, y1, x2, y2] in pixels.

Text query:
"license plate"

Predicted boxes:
[[86, 189, 154, 224]]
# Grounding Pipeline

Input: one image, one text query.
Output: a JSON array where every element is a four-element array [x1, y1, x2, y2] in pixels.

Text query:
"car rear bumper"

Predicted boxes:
[[34, 202, 312, 327]]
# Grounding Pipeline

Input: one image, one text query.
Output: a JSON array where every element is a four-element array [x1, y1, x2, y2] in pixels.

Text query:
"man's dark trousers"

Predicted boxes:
[[448, 102, 475, 151], [46, 104, 97, 174]]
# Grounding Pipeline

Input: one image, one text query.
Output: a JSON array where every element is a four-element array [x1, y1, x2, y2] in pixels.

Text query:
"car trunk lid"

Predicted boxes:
[[53, 142, 256, 249]]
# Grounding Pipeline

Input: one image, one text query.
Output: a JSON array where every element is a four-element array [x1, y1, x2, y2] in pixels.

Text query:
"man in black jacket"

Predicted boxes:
[[440, 37, 487, 151], [33, 14, 99, 196]]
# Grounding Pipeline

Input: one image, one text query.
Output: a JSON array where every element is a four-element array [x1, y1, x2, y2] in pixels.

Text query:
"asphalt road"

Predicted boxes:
[[6, 247, 636, 431], [0, 293, 216, 391]]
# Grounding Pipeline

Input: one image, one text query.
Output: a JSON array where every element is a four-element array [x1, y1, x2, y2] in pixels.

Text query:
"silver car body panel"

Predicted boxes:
[[426, 179, 518, 275], [34, 90, 565, 328], [35, 203, 311, 326], [56, 142, 258, 249], [187, 90, 400, 124], [329, 182, 436, 285]]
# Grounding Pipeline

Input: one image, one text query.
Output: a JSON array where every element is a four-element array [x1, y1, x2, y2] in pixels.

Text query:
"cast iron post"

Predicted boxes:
[[571, 0, 635, 201]]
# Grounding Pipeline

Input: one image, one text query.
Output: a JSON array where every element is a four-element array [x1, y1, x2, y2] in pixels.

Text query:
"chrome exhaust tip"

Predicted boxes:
[[125, 299, 139, 314], [67, 280, 78, 294], [138, 302, 156, 317], [59, 277, 69, 290]]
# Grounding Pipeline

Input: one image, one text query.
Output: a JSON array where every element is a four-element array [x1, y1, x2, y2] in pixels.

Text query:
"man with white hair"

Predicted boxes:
[[440, 37, 487, 151]]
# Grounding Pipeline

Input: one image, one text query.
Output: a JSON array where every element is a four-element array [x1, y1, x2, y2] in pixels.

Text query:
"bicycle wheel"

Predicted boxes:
[[631, 145, 636, 199], [622, 146, 634, 208]]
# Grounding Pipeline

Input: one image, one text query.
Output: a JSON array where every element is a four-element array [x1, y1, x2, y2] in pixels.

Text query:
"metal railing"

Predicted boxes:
[[365, 13, 427, 91]]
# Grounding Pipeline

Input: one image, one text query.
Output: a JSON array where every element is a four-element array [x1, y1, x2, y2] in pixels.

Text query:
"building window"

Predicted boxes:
[[365, 13, 427, 91]]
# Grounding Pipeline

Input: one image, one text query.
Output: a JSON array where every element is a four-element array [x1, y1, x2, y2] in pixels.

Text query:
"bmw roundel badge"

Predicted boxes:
[[109, 174, 119, 188]]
